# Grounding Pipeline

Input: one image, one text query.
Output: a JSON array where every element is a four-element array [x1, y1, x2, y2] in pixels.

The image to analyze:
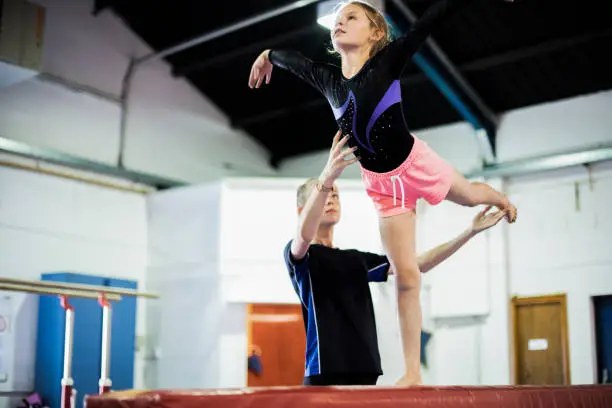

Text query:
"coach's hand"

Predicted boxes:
[[319, 130, 359, 188], [471, 206, 506, 235]]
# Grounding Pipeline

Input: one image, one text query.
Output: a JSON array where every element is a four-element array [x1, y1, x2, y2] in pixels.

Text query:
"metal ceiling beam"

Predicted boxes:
[[133, 0, 325, 67], [0, 137, 185, 189], [273, 143, 612, 179], [5, 135, 609, 191], [389, 0, 498, 163], [173, 26, 319, 77], [466, 144, 612, 179]]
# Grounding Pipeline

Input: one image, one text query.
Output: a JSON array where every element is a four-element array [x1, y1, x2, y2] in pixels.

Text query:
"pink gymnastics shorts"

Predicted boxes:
[[360, 136, 454, 218]]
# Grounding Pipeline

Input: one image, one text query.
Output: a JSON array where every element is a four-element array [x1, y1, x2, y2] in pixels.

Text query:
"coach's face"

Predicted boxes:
[[297, 183, 341, 226], [320, 185, 341, 226]]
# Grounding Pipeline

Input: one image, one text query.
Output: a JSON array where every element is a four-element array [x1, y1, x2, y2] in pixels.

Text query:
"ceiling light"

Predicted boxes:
[[317, 0, 385, 30]]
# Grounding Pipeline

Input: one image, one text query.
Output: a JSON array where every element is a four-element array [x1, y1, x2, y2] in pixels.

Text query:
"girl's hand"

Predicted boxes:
[[248, 50, 273, 89]]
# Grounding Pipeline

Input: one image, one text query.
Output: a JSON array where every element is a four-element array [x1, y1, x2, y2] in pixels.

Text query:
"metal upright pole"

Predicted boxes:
[[60, 296, 75, 408], [98, 294, 112, 394]]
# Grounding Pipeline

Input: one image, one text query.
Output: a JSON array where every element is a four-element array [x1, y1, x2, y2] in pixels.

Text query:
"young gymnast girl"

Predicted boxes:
[[248, 0, 517, 386]]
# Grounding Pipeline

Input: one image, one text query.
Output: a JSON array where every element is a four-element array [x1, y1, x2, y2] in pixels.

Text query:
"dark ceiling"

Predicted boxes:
[[97, 0, 612, 168]]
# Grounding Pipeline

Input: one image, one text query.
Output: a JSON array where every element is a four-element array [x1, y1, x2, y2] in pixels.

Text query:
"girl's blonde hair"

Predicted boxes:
[[329, 1, 392, 58]]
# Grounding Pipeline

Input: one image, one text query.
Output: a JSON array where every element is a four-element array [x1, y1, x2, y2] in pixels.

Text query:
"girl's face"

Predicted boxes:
[[331, 4, 382, 54]]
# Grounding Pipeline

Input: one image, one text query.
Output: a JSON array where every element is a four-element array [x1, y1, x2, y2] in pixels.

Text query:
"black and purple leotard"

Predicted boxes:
[[269, 0, 472, 173]]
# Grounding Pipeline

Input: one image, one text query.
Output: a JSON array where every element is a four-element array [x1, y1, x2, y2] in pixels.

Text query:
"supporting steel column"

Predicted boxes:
[[389, 0, 498, 163], [117, 58, 135, 169]]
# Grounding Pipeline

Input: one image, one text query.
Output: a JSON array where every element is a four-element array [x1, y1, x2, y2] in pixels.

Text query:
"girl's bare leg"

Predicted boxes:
[[379, 210, 422, 386], [445, 168, 517, 222]]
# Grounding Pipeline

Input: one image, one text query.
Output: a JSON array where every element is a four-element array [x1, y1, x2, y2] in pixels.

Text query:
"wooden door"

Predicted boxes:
[[247, 304, 305, 386], [512, 294, 570, 385]]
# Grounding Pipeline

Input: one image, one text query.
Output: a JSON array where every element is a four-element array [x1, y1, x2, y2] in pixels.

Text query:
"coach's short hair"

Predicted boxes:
[[296, 178, 319, 207]]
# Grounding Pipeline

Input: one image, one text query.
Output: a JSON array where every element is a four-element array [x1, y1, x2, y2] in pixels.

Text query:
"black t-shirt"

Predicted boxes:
[[283, 240, 390, 378]]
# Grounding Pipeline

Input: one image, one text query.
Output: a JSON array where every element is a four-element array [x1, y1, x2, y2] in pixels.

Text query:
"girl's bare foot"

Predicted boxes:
[[395, 374, 422, 387], [506, 203, 518, 223], [499, 194, 517, 223]]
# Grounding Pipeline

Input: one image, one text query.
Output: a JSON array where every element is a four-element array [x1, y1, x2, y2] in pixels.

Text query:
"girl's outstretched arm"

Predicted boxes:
[[249, 49, 335, 96]]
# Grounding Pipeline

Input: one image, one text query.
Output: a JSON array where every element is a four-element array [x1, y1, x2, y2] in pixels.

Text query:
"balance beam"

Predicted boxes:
[[85, 385, 612, 408]]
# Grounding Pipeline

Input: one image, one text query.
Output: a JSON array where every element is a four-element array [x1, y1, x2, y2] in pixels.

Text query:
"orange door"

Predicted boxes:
[[247, 304, 306, 386]]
